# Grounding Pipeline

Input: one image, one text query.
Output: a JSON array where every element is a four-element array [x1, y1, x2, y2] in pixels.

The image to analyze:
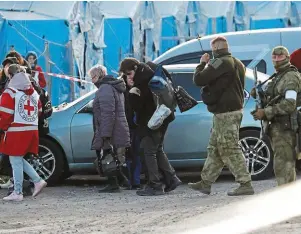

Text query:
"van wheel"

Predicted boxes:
[[239, 129, 274, 180], [27, 138, 65, 185]]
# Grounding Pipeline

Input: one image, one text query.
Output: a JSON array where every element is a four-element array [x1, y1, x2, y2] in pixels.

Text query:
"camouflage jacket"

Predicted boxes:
[[264, 66, 301, 121]]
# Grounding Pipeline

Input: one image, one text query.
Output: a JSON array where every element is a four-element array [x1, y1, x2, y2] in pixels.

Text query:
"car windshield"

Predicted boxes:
[[54, 88, 97, 110]]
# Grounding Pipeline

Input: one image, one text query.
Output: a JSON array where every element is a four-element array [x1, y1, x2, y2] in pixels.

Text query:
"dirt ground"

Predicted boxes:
[[0, 174, 300, 234]]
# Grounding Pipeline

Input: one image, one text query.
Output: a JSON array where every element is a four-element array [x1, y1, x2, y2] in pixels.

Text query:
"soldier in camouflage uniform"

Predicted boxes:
[[188, 36, 254, 196], [252, 46, 301, 186]]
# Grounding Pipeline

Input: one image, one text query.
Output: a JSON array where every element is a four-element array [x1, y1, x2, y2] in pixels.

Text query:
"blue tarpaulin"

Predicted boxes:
[[0, 1, 301, 104]]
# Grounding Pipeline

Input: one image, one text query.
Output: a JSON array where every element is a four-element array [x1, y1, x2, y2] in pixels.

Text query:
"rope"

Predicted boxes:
[[12, 20, 67, 47], [8, 22, 66, 75]]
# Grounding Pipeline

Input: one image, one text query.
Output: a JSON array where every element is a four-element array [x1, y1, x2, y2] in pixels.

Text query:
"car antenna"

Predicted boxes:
[[197, 33, 204, 51]]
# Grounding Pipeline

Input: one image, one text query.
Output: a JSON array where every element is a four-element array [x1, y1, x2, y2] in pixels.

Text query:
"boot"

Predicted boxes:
[[227, 182, 255, 196], [136, 184, 164, 196], [188, 180, 211, 195], [99, 176, 120, 193], [165, 175, 182, 193]]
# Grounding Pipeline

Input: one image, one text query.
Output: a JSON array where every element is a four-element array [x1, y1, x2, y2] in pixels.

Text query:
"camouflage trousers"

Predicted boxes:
[[201, 110, 251, 185], [269, 124, 296, 186]]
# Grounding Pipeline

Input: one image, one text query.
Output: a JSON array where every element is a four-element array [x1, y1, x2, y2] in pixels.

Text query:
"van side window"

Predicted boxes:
[[241, 60, 267, 74], [171, 73, 201, 101]]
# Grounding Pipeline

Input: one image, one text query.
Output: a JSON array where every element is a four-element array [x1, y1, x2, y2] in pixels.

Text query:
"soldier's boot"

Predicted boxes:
[[227, 182, 255, 196], [188, 180, 211, 195], [99, 176, 120, 193]]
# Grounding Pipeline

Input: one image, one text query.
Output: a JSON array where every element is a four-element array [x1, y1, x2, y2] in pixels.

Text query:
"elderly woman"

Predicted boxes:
[[89, 64, 130, 192]]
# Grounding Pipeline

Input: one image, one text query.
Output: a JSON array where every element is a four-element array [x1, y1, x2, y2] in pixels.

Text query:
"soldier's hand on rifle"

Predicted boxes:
[[250, 87, 256, 99], [251, 109, 266, 121], [201, 53, 210, 64]]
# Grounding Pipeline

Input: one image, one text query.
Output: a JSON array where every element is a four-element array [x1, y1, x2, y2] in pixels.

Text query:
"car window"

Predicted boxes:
[[171, 72, 201, 101], [161, 52, 267, 74], [242, 59, 267, 74]]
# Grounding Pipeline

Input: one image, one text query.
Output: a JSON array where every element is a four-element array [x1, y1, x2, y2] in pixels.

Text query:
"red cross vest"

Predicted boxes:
[[10, 87, 39, 126]]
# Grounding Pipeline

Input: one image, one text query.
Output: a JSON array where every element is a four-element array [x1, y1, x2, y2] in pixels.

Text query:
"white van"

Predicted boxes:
[[154, 27, 301, 75]]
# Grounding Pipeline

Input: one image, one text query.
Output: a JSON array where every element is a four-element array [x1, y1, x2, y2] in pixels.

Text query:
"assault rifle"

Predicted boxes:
[[253, 67, 276, 138]]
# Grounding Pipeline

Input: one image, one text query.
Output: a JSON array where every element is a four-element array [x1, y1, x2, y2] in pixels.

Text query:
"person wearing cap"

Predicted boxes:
[[252, 46, 301, 186], [26, 51, 47, 88], [0, 68, 47, 201], [189, 36, 254, 196]]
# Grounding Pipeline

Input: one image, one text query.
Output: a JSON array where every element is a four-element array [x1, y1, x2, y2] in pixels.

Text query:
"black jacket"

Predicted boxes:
[[194, 51, 245, 114], [122, 75, 137, 130], [129, 62, 175, 137]]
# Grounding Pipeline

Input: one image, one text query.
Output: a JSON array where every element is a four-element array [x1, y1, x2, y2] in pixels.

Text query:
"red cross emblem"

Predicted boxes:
[[24, 100, 35, 115]]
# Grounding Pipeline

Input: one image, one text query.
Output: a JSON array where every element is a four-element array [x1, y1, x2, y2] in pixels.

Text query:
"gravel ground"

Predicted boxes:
[[0, 174, 300, 234]]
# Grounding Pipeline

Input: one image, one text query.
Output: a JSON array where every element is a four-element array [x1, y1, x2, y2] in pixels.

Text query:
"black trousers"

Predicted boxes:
[[140, 125, 175, 187]]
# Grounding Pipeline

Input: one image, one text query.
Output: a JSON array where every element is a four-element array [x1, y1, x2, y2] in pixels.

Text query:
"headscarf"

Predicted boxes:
[[8, 72, 31, 90]]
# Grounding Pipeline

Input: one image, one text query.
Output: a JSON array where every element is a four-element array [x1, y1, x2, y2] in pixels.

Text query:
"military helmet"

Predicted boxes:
[[272, 46, 290, 57]]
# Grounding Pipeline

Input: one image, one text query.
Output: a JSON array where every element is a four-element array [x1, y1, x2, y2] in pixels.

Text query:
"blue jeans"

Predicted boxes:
[[126, 129, 141, 186], [9, 156, 42, 195]]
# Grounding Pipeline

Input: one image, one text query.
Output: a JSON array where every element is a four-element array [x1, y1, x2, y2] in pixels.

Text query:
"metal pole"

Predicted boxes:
[[44, 41, 51, 97], [68, 40, 75, 101]]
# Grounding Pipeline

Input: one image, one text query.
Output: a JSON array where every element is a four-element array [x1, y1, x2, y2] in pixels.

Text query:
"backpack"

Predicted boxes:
[[148, 64, 177, 111]]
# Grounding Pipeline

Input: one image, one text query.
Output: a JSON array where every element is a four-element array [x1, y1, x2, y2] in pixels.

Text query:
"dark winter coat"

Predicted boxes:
[[128, 62, 175, 137], [91, 75, 130, 150], [122, 75, 137, 130]]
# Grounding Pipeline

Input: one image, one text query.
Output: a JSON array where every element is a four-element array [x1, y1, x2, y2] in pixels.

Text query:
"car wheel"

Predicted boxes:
[[26, 138, 65, 185], [239, 129, 273, 180]]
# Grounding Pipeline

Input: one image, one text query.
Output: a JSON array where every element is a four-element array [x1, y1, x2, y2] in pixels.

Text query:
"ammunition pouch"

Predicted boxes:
[[272, 111, 299, 132], [272, 115, 293, 131]]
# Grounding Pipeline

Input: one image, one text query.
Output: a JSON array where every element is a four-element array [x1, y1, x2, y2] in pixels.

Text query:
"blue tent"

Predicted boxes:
[[1, 1, 301, 105], [0, 2, 74, 106]]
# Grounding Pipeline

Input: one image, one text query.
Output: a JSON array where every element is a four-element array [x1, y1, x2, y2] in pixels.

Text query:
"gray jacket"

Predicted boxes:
[[91, 75, 130, 150]]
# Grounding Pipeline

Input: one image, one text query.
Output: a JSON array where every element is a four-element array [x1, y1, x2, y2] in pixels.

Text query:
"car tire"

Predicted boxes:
[[27, 138, 65, 186], [239, 129, 274, 181]]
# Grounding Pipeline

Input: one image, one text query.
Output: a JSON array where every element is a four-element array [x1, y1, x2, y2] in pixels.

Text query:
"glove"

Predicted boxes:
[[250, 88, 256, 99], [129, 87, 141, 96], [251, 109, 266, 121]]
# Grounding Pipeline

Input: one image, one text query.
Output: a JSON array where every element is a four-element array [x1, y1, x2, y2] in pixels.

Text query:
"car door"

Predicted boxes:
[[164, 72, 212, 167], [70, 99, 96, 163]]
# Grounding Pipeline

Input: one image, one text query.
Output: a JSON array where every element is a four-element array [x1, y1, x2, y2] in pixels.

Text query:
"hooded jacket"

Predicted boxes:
[[128, 61, 175, 137], [122, 75, 137, 130], [91, 75, 130, 150], [0, 72, 42, 156]]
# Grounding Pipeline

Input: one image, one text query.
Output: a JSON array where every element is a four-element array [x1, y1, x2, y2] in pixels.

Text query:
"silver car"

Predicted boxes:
[[33, 64, 273, 185]]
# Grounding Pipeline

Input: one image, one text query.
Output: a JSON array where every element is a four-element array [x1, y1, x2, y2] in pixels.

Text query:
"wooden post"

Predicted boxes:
[[44, 41, 51, 97], [68, 40, 75, 101]]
